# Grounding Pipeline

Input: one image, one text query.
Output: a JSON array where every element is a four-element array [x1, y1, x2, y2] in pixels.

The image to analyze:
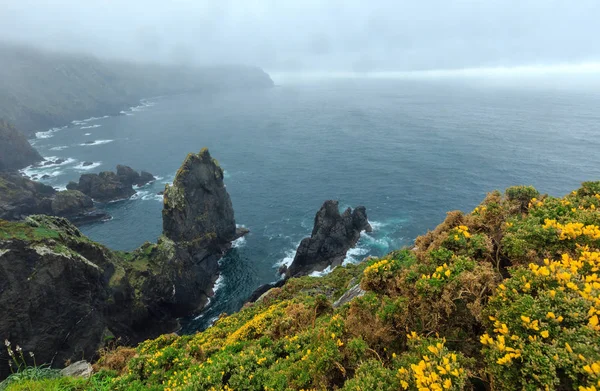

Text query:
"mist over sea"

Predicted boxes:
[[23, 76, 600, 331]]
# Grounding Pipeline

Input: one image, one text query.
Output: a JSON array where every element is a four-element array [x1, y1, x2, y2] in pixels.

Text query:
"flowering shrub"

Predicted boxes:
[[10, 181, 600, 391], [482, 250, 600, 389]]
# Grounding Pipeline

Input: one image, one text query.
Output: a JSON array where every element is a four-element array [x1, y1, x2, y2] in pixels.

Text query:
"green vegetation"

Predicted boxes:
[[6, 182, 600, 390]]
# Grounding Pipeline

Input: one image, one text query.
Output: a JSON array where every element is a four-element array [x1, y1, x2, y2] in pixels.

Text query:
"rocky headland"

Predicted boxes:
[[0, 148, 246, 380], [0, 120, 42, 170], [0, 171, 109, 225], [66, 165, 155, 202]]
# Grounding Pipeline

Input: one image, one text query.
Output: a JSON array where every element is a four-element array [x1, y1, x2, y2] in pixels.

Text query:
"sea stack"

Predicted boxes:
[[286, 200, 372, 277], [0, 149, 246, 379], [163, 147, 247, 245]]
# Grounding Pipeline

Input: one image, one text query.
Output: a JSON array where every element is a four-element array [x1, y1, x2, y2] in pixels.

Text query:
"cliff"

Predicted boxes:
[[0, 42, 274, 137], [0, 149, 245, 381], [8, 182, 600, 391], [0, 120, 41, 170]]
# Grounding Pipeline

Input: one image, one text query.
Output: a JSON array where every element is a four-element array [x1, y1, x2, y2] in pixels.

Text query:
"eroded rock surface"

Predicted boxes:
[[0, 172, 108, 224], [286, 200, 372, 277], [67, 165, 154, 202]]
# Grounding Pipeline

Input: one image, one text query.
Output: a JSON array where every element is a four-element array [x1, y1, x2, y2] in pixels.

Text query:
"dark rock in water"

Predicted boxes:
[[77, 171, 135, 202], [40, 174, 50, 180], [116, 164, 140, 186], [70, 165, 155, 202], [42, 158, 65, 166], [286, 200, 372, 278], [163, 148, 240, 244], [83, 140, 95, 145], [82, 161, 94, 167], [0, 172, 110, 225], [157, 190, 165, 195], [160, 148, 248, 315], [51, 190, 94, 216], [138, 171, 155, 186], [0, 120, 42, 170]]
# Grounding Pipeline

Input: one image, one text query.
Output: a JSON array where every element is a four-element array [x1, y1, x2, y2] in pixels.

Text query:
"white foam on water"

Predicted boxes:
[[276, 245, 299, 269], [213, 274, 225, 294], [53, 185, 68, 191], [49, 145, 68, 151], [74, 162, 101, 170], [369, 220, 386, 231], [36, 157, 77, 168], [82, 115, 109, 123], [232, 236, 246, 248], [140, 192, 164, 202], [84, 133, 92, 136], [35, 130, 55, 139], [80, 139, 114, 146], [80, 124, 102, 130], [129, 190, 148, 201], [309, 265, 334, 277], [343, 245, 370, 265], [21, 169, 63, 180]]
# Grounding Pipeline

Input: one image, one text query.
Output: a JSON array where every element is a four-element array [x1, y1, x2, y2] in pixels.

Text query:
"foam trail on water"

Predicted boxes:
[[309, 265, 334, 277], [49, 146, 68, 151], [80, 124, 102, 130], [232, 236, 246, 248], [74, 162, 102, 170], [80, 139, 114, 146]]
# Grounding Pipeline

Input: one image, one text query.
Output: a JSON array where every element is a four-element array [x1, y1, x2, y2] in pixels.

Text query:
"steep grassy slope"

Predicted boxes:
[[4, 182, 600, 390], [0, 42, 273, 136]]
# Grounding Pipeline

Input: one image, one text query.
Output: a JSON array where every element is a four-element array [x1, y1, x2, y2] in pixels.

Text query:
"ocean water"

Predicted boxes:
[[24, 77, 600, 332]]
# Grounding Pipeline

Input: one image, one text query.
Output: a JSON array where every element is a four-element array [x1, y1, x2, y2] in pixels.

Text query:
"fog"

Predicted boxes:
[[2, 0, 600, 73]]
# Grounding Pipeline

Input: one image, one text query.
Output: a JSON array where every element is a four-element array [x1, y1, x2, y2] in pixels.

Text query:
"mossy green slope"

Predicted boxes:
[[6, 182, 600, 391]]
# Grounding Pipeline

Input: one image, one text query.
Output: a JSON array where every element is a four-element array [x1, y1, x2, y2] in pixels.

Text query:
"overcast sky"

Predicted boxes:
[[2, 0, 599, 72]]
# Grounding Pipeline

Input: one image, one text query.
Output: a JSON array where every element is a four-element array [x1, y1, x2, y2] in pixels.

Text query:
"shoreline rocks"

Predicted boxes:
[[0, 171, 109, 225], [67, 165, 155, 202]]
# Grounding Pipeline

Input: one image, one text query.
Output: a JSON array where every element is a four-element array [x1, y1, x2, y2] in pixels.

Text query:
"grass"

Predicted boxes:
[[6, 181, 600, 390]]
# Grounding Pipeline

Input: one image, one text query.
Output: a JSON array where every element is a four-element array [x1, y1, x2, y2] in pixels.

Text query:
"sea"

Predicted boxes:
[[22, 73, 600, 332]]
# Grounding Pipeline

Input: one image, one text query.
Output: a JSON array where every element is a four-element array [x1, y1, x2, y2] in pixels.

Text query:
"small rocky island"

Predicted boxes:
[[0, 148, 246, 379], [67, 165, 155, 202], [285, 200, 372, 277], [248, 201, 371, 303], [0, 171, 109, 225]]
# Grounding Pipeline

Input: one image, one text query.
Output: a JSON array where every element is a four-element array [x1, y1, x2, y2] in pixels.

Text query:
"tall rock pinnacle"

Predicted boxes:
[[162, 148, 245, 245]]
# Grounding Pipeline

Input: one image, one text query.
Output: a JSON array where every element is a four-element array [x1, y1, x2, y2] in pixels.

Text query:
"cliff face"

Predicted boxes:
[[286, 200, 372, 277], [0, 120, 41, 170], [0, 149, 244, 380], [0, 43, 274, 137]]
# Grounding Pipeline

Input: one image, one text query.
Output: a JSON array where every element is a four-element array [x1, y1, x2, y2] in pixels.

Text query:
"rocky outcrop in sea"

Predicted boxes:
[[67, 165, 155, 202], [0, 171, 109, 225], [0, 148, 245, 380], [285, 200, 372, 277]]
